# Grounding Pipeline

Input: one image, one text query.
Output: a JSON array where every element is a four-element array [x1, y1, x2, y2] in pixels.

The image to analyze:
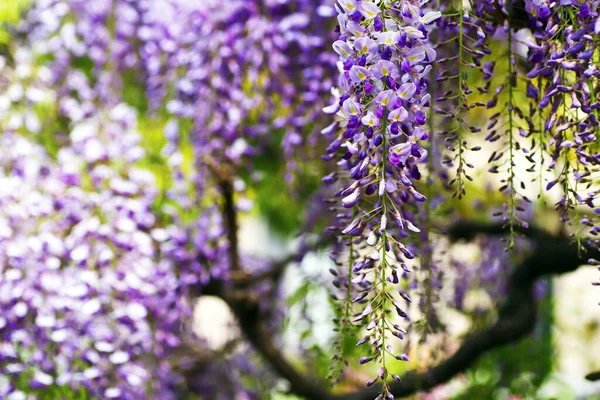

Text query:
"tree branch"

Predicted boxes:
[[204, 158, 241, 272], [201, 215, 596, 399], [230, 232, 335, 287], [586, 371, 600, 382], [203, 266, 331, 399], [219, 176, 241, 272], [447, 220, 550, 242], [230, 296, 332, 399]]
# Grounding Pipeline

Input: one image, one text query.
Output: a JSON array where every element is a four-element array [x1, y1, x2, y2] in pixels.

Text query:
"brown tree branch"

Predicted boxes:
[[586, 371, 600, 382], [200, 196, 595, 399], [447, 220, 550, 242], [230, 232, 335, 287], [202, 267, 331, 399], [219, 176, 241, 272], [339, 222, 597, 400], [204, 158, 242, 272], [230, 296, 332, 399]]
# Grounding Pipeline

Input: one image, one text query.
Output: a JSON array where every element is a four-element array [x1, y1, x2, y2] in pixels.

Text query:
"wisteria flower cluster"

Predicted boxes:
[[0, 108, 199, 399], [325, 0, 441, 395], [152, 0, 339, 186], [523, 0, 600, 242], [324, 0, 600, 396], [1, 0, 339, 398]]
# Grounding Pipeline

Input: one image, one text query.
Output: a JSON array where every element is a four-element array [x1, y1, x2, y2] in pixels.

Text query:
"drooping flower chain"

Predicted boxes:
[[525, 1, 600, 252], [326, 0, 441, 394]]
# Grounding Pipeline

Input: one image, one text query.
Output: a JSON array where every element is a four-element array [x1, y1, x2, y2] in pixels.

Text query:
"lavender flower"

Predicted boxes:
[[327, 0, 440, 393]]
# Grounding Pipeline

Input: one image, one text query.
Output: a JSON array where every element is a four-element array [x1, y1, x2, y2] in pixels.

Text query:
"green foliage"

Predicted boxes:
[[122, 68, 149, 114], [0, 0, 30, 37], [12, 370, 90, 400], [245, 132, 323, 236], [451, 285, 555, 399], [71, 56, 95, 82]]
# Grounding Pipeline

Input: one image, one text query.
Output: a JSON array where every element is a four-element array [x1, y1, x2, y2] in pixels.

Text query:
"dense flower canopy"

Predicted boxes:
[[0, 0, 599, 399], [0, 122, 195, 398], [0, 0, 337, 397]]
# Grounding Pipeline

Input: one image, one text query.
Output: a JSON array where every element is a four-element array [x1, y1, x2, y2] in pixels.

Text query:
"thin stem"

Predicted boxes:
[[345, 215, 355, 323], [506, 9, 516, 247], [379, 73, 389, 392], [455, 1, 466, 198], [538, 76, 545, 198], [422, 26, 437, 336]]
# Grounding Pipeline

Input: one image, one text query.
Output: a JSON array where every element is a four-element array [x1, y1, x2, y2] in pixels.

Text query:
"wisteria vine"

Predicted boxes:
[[325, 0, 441, 395], [325, 0, 600, 397], [0, 0, 599, 399]]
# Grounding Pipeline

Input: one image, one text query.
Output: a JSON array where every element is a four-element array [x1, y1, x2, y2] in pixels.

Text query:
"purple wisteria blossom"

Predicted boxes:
[[0, 0, 340, 397], [325, 0, 441, 395], [0, 122, 199, 398]]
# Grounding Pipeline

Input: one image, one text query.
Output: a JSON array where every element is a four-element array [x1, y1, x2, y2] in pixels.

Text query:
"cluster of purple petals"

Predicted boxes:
[[432, 1, 600, 267], [16, 0, 340, 183], [0, 0, 345, 397], [0, 113, 201, 398], [523, 1, 600, 257], [323, 0, 600, 389], [0, 6, 205, 394], [19, 0, 199, 111], [145, 0, 339, 185], [6, 0, 341, 270], [324, 0, 442, 395]]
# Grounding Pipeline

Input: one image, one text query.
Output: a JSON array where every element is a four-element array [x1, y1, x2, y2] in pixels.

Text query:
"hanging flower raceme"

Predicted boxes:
[[325, 0, 440, 395], [522, 1, 600, 254], [160, 0, 338, 178], [433, 0, 496, 200]]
